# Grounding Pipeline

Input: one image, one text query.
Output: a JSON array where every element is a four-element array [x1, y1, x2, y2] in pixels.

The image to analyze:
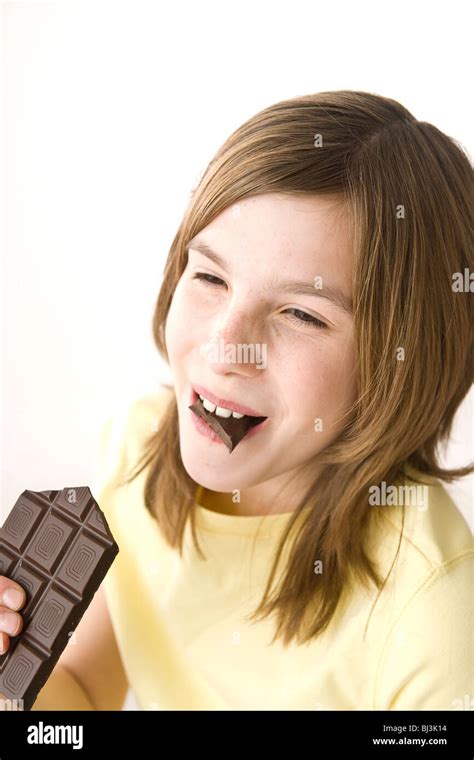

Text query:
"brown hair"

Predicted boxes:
[[124, 90, 473, 646]]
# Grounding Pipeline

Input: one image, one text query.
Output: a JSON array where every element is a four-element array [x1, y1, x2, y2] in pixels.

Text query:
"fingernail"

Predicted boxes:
[[3, 589, 24, 610]]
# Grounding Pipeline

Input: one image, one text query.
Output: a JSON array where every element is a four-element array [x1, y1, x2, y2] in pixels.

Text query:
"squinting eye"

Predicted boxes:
[[284, 308, 328, 330], [192, 272, 225, 287], [192, 272, 328, 330]]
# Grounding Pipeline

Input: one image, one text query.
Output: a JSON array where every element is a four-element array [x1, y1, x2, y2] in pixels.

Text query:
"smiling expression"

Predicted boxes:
[[164, 192, 357, 494]]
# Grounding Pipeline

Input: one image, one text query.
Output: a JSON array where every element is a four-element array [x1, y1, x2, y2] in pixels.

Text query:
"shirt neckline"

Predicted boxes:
[[193, 484, 310, 537]]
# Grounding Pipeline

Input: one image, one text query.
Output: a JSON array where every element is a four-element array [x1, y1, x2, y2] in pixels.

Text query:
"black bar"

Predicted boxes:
[[0, 710, 472, 757]]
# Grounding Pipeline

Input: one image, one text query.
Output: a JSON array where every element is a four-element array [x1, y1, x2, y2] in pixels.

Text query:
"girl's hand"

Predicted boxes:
[[0, 576, 26, 655]]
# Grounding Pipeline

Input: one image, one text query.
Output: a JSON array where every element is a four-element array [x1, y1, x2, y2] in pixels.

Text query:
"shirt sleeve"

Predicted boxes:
[[375, 553, 474, 710]]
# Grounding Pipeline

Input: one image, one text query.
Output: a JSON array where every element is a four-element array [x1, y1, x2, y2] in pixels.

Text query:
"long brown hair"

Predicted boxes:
[[123, 90, 473, 646]]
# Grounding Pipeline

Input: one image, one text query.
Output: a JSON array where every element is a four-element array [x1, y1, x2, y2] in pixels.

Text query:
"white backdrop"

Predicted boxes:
[[1, 0, 473, 710]]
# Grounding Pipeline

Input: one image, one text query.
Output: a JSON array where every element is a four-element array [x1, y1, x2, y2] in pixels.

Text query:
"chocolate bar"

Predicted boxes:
[[0, 487, 119, 710], [189, 399, 266, 452]]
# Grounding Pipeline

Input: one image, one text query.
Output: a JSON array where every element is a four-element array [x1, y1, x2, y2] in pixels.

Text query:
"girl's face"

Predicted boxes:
[[165, 193, 357, 506]]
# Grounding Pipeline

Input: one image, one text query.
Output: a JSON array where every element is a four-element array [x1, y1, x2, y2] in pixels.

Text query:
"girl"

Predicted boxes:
[[1, 90, 472, 710]]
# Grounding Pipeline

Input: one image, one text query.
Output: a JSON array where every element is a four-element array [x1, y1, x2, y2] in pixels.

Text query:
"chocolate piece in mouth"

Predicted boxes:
[[189, 399, 266, 452]]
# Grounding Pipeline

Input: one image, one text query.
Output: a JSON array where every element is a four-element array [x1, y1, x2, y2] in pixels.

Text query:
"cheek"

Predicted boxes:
[[286, 340, 356, 413], [166, 278, 220, 356], [164, 283, 193, 359], [317, 344, 357, 407]]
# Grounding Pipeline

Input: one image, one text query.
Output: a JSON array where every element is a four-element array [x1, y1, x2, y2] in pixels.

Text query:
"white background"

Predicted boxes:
[[1, 0, 472, 709]]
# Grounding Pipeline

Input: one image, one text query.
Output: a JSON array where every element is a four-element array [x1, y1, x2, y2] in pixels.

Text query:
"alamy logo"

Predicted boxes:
[[0, 697, 24, 710], [27, 721, 83, 750], [451, 694, 474, 710], [368, 482, 429, 511], [200, 338, 267, 369]]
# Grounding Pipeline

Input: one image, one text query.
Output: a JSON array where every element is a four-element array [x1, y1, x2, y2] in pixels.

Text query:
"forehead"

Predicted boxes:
[[196, 192, 353, 276]]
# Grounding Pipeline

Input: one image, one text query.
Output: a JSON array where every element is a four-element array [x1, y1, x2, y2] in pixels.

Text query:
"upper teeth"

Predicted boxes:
[[199, 394, 245, 418]]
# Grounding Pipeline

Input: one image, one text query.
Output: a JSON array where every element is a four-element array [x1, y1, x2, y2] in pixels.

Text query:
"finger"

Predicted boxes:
[[0, 580, 26, 611], [0, 606, 24, 637], [0, 631, 8, 655]]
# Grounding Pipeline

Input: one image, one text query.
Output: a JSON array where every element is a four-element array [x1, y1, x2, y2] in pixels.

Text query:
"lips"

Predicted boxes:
[[191, 383, 267, 418], [189, 387, 269, 452]]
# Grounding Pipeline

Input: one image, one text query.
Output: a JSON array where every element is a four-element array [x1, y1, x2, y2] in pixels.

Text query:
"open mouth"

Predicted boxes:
[[188, 389, 268, 453]]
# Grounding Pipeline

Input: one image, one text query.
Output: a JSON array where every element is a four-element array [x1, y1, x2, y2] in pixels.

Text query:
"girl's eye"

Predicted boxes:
[[191, 272, 328, 330], [192, 272, 225, 287], [284, 308, 328, 330]]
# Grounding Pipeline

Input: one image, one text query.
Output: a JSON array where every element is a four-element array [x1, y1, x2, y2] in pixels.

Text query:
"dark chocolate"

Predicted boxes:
[[0, 487, 119, 710], [189, 399, 265, 452]]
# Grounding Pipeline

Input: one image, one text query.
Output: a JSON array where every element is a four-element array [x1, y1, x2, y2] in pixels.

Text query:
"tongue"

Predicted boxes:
[[189, 399, 266, 452]]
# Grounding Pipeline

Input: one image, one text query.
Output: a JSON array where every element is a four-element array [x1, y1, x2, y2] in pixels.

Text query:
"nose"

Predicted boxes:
[[200, 309, 268, 376]]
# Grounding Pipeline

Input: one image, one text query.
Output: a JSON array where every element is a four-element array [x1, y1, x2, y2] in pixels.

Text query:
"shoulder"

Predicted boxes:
[[370, 465, 472, 579], [374, 549, 473, 709], [120, 384, 175, 449], [92, 384, 175, 489], [367, 467, 473, 709]]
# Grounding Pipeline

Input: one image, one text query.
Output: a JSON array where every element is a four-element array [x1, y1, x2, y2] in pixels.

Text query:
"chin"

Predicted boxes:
[[177, 413, 271, 491], [178, 436, 263, 491], [180, 454, 248, 492]]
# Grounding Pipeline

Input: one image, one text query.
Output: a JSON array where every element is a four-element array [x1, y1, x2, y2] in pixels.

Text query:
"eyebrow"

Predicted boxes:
[[186, 237, 353, 316]]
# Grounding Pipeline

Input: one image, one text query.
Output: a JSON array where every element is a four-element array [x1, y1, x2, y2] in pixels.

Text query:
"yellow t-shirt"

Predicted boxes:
[[92, 386, 473, 711]]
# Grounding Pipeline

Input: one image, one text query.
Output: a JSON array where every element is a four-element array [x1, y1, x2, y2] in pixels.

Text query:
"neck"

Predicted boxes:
[[199, 463, 319, 517]]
